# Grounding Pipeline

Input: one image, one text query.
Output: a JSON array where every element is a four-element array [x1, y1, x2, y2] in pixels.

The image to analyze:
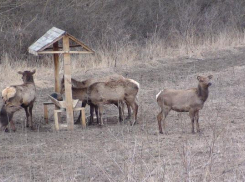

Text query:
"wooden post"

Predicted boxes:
[[53, 42, 61, 123], [81, 108, 86, 128], [63, 35, 74, 130], [53, 42, 60, 93], [44, 104, 48, 124], [54, 110, 61, 131]]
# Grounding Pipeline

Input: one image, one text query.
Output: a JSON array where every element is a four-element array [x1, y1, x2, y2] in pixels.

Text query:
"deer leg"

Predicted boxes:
[[189, 110, 195, 134], [121, 101, 125, 122], [94, 105, 99, 124], [89, 105, 95, 125], [118, 101, 125, 122], [157, 109, 163, 134], [24, 107, 29, 127], [114, 102, 123, 122], [29, 104, 35, 130], [4, 127, 9, 132], [98, 106, 104, 126], [134, 101, 138, 121], [195, 111, 200, 133], [126, 100, 138, 126], [129, 102, 136, 125], [1, 124, 8, 132], [157, 107, 170, 134], [10, 120, 16, 132], [126, 102, 131, 119]]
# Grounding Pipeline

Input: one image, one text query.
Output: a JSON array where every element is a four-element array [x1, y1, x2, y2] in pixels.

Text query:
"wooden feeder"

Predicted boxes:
[[28, 27, 94, 130]]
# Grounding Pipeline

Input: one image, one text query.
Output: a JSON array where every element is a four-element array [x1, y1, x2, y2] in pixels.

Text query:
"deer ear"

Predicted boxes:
[[197, 76, 201, 81], [208, 75, 213, 79], [18, 71, 23, 75], [31, 69, 36, 75]]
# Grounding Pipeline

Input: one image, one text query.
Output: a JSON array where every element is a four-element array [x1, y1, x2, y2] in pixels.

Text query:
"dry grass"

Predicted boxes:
[[1, 34, 245, 181], [64, 30, 245, 71]]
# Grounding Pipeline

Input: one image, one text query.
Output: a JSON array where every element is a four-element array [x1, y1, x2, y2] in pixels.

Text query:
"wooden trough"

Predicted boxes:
[[28, 27, 94, 130], [48, 95, 86, 130]]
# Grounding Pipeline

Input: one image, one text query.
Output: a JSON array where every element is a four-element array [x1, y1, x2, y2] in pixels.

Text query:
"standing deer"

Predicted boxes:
[[0, 70, 36, 131], [156, 75, 213, 134], [70, 75, 133, 120], [87, 78, 139, 126], [61, 75, 133, 125]]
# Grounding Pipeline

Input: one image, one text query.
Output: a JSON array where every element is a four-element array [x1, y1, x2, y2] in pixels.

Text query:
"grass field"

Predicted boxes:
[[1, 42, 245, 181]]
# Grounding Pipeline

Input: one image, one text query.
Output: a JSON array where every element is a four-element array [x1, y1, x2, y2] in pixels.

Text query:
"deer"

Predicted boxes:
[[0, 70, 36, 132], [156, 75, 213, 134], [70, 75, 133, 120], [60, 83, 100, 125], [87, 78, 139, 126], [61, 75, 132, 125]]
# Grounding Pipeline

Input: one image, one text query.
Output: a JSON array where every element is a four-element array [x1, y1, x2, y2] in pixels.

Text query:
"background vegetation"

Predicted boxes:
[[1, 0, 245, 64], [1, 1, 245, 181]]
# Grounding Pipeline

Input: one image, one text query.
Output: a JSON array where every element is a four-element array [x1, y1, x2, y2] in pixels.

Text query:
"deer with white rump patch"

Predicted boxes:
[[0, 70, 36, 131], [156, 75, 213, 134], [61, 75, 135, 125], [87, 77, 139, 126]]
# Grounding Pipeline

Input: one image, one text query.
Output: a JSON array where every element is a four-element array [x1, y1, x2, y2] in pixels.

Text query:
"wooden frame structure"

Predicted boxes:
[[28, 27, 94, 130]]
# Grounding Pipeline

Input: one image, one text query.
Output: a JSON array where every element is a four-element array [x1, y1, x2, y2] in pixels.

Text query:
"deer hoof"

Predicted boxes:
[[74, 119, 80, 125], [131, 120, 136, 126]]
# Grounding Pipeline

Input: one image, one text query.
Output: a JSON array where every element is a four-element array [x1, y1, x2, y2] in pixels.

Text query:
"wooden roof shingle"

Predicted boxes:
[[28, 27, 65, 55], [28, 27, 93, 56]]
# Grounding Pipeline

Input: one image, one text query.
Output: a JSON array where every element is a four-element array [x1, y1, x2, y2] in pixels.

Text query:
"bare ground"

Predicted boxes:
[[1, 47, 245, 181]]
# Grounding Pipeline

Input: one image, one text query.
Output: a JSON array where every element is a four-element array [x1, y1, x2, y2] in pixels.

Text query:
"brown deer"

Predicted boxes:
[[71, 75, 133, 120], [156, 75, 213, 134], [61, 75, 132, 124], [87, 78, 139, 125], [0, 70, 36, 132]]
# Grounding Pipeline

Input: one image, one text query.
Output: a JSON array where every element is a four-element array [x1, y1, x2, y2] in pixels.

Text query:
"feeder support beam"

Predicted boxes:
[[63, 35, 74, 130]]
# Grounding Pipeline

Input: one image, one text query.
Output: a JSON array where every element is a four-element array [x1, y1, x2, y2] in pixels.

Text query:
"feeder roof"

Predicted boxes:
[[28, 27, 94, 56]]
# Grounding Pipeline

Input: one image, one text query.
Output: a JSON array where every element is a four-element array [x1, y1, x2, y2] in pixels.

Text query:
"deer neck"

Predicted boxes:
[[24, 78, 34, 84], [197, 84, 209, 102]]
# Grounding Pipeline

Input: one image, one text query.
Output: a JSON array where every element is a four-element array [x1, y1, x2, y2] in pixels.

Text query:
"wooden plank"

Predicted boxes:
[[45, 45, 85, 50], [54, 110, 61, 131], [53, 42, 60, 93], [37, 51, 93, 54], [63, 35, 74, 130], [81, 108, 86, 128], [48, 95, 62, 108], [43, 102, 54, 105], [52, 27, 65, 34], [29, 27, 94, 56], [58, 100, 79, 108], [44, 104, 48, 124], [73, 108, 86, 129], [53, 42, 61, 123], [67, 34, 94, 53]]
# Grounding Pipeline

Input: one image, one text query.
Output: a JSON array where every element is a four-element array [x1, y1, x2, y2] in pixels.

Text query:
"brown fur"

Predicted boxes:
[[61, 75, 133, 124], [71, 74, 124, 88], [88, 78, 139, 125], [0, 70, 36, 131], [156, 75, 213, 134]]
